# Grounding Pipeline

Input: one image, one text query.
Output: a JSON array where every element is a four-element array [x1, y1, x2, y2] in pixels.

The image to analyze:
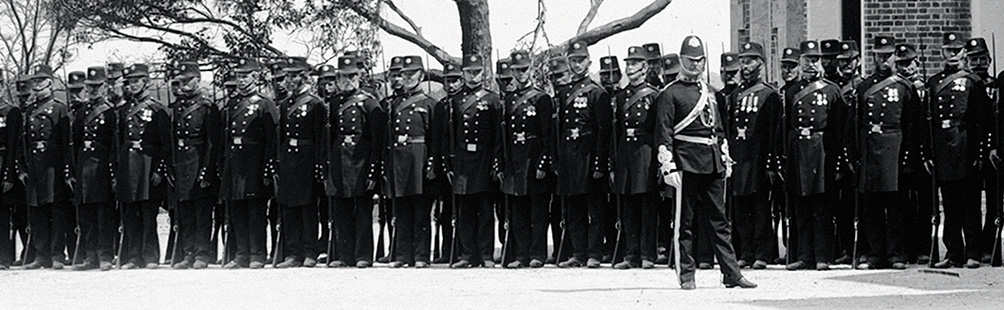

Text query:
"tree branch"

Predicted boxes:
[[384, 0, 422, 37], [552, 0, 672, 54], [576, 0, 603, 35], [348, 3, 458, 65]]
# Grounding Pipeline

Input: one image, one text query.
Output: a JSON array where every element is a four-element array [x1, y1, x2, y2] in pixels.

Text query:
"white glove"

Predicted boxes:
[[721, 140, 735, 178], [665, 171, 681, 189]]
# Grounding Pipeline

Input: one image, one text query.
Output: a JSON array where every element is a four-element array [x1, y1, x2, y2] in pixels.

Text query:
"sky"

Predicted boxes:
[[69, 0, 730, 86]]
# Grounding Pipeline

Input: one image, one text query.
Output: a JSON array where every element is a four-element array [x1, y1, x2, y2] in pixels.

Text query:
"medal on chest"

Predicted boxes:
[[247, 103, 259, 117], [884, 87, 899, 102], [140, 108, 153, 122], [525, 105, 536, 117], [952, 78, 967, 92], [0, 116, 5, 128], [573, 96, 588, 109]]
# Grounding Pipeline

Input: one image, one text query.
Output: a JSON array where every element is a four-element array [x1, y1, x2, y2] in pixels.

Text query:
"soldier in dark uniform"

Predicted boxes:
[[447, 54, 500, 269], [821, 39, 844, 86], [497, 50, 554, 268], [546, 56, 574, 264], [374, 56, 405, 264], [598, 55, 622, 262], [495, 57, 513, 252], [963, 38, 1000, 263], [643, 43, 664, 89], [599, 56, 623, 92], [776, 47, 801, 263], [926, 35, 994, 269], [720, 53, 740, 97], [662, 54, 681, 86], [11, 76, 34, 267], [115, 64, 170, 269], [852, 41, 924, 270], [556, 41, 612, 269], [782, 40, 849, 271], [831, 39, 863, 266], [22, 64, 72, 270], [656, 35, 755, 290], [167, 62, 221, 270], [384, 56, 437, 268], [325, 56, 385, 268], [68, 67, 118, 271], [609, 46, 660, 270], [431, 62, 464, 264], [67, 71, 86, 114], [220, 58, 279, 269], [837, 41, 863, 92], [271, 57, 325, 268], [264, 60, 288, 263], [727, 42, 782, 270], [0, 80, 24, 270]]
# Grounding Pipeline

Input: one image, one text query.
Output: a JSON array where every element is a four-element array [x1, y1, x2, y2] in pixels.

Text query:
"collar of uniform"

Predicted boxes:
[[740, 80, 762, 90], [403, 86, 424, 97]]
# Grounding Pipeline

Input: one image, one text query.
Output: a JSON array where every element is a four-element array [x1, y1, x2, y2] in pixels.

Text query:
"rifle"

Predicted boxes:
[[324, 90, 334, 267], [780, 85, 792, 266], [111, 75, 125, 269], [447, 93, 460, 266], [851, 73, 863, 269], [500, 85, 512, 267], [384, 81, 398, 265], [554, 86, 568, 266], [168, 67, 182, 266], [922, 46, 941, 268], [990, 33, 1003, 267], [221, 81, 233, 266], [609, 46, 624, 266], [272, 81, 284, 268]]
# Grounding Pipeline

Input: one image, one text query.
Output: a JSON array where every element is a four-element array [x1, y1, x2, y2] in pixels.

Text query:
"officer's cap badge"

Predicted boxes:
[[688, 37, 701, 48], [807, 42, 815, 48]]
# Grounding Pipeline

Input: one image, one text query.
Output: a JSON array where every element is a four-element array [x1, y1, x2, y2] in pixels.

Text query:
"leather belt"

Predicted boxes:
[[625, 128, 650, 137], [128, 140, 143, 150], [566, 127, 593, 140], [341, 134, 359, 146], [395, 135, 425, 146], [287, 138, 313, 147], [513, 132, 537, 143], [675, 135, 718, 146], [177, 138, 205, 147], [938, 119, 962, 129], [31, 141, 48, 150], [868, 123, 901, 134]]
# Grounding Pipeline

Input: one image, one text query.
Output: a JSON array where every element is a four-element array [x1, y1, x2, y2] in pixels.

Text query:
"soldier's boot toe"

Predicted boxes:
[[275, 258, 300, 269], [376, 256, 391, 264], [586, 258, 601, 268], [834, 254, 853, 265], [51, 260, 64, 270], [450, 260, 471, 269], [965, 259, 981, 269], [529, 259, 544, 268], [655, 254, 669, 265], [249, 261, 265, 269], [389, 261, 406, 268], [482, 260, 495, 268], [891, 262, 907, 270], [431, 256, 450, 264], [601, 255, 613, 263], [356, 261, 372, 268], [815, 262, 830, 271], [24, 259, 46, 270], [172, 260, 191, 270], [698, 262, 713, 270], [223, 261, 242, 269], [752, 260, 768, 270], [916, 255, 931, 265], [785, 261, 806, 271], [558, 257, 582, 268], [680, 280, 697, 290], [303, 257, 317, 268], [933, 259, 955, 269], [506, 260, 525, 269], [737, 260, 748, 268], [641, 260, 655, 269], [613, 261, 633, 270], [723, 275, 758, 289], [192, 260, 209, 269], [99, 261, 114, 271], [328, 260, 346, 268], [415, 261, 430, 269]]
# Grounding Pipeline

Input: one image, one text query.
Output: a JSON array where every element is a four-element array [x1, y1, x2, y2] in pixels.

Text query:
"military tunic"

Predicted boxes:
[[329, 89, 385, 198], [115, 91, 170, 203], [277, 88, 325, 206], [782, 78, 848, 196], [853, 72, 923, 192], [387, 88, 437, 197], [555, 77, 612, 195], [170, 90, 220, 202], [501, 88, 554, 196], [25, 96, 72, 206], [0, 102, 23, 206], [727, 81, 782, 196], [925, 69, 991, 182], [73, 98, 117, 204], [219, 92, 278, 201], [611, 82, 659, 195], [450, 88, 500, 195]]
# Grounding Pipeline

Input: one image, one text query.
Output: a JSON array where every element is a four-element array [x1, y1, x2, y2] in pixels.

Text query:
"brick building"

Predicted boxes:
[[732, 0, 1003, 82]]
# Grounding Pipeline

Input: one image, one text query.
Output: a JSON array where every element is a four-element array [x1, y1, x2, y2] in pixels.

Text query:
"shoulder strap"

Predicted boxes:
[[933, 70, 971, 96], [398, 92, 429, 112], [736, 83, 769, 104], [85, 101, 113, 124], [792, 80, 827, 104], [460, 89, 490, 112], [286, 93, 316, 118], [512, 89, 542, 113], [565, 83, 599, 106], [623, 86, 658, 114], [673, 81, 713, 134], [863, 75, 906, 100]]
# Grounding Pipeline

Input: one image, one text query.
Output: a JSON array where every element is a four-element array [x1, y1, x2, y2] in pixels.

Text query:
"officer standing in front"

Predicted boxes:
[[963, 37, 1000, 264], [655, 35, 755, 290], [219, 58, 279, 269]]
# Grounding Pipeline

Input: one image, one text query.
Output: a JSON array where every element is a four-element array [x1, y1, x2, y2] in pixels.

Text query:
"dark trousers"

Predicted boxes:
[[834, 189, 856, 259], [392, 195, 431, 264], [941, 178, 982, 262], [29, 203, 69, 264], [267, 199, 279, 260], [979, 170, 1000, 257], [694, 204, 716, 264], [862, 191, 907, 266], [211, 203, 226, 263], [621, 192, 658, 263], [436, 194, 458, 260], [77, 202, 116, 264], [64, 203, 77, 262], [1, 204, 11, 266], [229, 198, 268, 265], [509, 193, 550, 263], [12, 203, 33, 262], [122, 201, 160, 265], [602, 194, 619, 259], [793, 193, 834, 264], [735, 191, 773, 262], [317, 195, 331, 257], [658, 196, 673, 260], [177, 198, 213, 263], [334, 196, 374, 264], [903, 176, 934, 262], [458, 192, 494, 263], [676, 172, 741, 283], [565, 192, 605, 261], [281, 203, 319, 262], [495, 192, 507, 251]]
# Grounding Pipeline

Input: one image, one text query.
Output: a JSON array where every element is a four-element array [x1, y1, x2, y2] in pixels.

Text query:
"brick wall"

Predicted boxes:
[[862, 0, 972, 76]]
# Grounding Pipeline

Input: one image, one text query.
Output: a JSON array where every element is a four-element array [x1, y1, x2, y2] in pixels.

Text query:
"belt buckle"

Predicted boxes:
[[466, 143, 477, 152], [289, 138, 299, 147], [941, 119, 951, 129], [130, 141, 142, 149], [233, 137, 243, 145], [84, 140, 94, 149], [626, 128, 637, 137], [33, 141, 45, 149], [736, 127, 747, 140], [515, 132, 526, 142], [397, 135, 408, 144], [870, 123, 883, 134], [177, 139, 185, 147], [570, 128, 580, 140], [799, 127, 811, 137], [343, 135, 355, 145]]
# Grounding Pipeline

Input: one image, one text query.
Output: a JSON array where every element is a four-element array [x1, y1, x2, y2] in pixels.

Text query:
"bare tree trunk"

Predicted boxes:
[[456, 0, 492, 67]]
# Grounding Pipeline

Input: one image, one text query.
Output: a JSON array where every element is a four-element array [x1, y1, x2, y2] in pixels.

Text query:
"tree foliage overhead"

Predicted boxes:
[[1, 0, 75, 79]]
